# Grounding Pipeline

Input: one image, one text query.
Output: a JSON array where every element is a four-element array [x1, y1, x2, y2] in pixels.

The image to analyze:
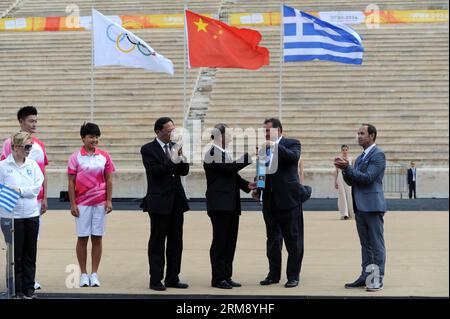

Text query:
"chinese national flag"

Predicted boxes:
[[185, 10, 269, 70]]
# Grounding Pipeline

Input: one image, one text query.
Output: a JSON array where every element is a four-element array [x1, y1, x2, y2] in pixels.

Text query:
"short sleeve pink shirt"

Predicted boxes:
[[67, 147, 115, 206]]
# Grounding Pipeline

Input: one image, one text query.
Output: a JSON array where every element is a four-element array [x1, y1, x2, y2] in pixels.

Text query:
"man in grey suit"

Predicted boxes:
[[334, 124, 387, 292]]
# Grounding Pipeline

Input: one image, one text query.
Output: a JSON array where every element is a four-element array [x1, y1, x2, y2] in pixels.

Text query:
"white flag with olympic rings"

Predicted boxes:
[[93, 9, 174, 75]]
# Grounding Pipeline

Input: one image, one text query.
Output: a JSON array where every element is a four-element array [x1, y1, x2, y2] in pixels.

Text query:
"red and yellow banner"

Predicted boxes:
[[1, 10, 448, 32]]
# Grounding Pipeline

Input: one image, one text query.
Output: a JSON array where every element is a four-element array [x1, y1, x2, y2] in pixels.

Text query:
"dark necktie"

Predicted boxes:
[[265, 147, 271, 167], [357, 151, 366, 169], [164, 144, 171, 159]]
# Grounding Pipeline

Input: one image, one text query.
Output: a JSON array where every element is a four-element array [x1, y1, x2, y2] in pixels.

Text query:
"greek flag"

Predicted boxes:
[[283, 5, 364, 65], [0, 184, 20, 214]]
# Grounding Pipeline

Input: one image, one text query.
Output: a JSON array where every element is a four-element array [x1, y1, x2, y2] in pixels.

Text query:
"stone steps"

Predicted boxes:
[[40, 158, 448, 170], [1, 111, 446, 121], [13, 0, 221, 16], [1, 128, 445, 138], [1, 8, 448, 173], [40, 142, 449, 153]]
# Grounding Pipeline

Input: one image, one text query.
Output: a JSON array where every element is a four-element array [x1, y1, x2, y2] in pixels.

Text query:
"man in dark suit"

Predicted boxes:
[[203, 123, 256, 289], [407, 161, 417, 199], [252, 118, 304, 288], [140, 117, 190, 291], [335, 123, 387, 292]]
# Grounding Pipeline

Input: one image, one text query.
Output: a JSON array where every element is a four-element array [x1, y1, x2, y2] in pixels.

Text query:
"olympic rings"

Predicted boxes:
[[116, 32, 136, 53], [106, 23, 156, 57], [138, 43, 153, 56], [106, 24, 126, 43]]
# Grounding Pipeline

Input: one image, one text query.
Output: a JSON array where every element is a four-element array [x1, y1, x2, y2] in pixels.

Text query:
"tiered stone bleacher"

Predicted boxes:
[[1, 1, 225, 170], [0, 0, 16, 17], [0, 0, 11, 13], [226, 0, 448, 12], [0, 0, 448, 197], [0, 28, 200, 168], [204, 23, 449, 168], [13, 0, 222, 16]]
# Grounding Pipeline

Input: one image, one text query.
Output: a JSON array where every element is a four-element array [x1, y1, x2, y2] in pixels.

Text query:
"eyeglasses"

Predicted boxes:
[[22, 144, 33, 151]]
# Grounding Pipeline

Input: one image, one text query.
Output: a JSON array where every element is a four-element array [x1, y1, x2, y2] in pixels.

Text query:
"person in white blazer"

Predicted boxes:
[[0, 132, 44, 299]]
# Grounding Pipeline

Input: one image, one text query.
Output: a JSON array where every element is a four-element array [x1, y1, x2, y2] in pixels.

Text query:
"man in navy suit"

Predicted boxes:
[[335, 124, 387, 292], [407, 161, 417, 199], [252, 118, 304, 288], [141, 117, 190, 291]]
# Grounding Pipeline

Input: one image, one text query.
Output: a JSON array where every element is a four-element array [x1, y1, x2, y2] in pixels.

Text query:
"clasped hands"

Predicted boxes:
[[334, 157, 350, 170]]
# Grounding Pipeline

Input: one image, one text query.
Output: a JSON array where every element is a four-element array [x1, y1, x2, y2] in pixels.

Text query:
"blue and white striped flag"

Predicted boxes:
[[0, 184, 20, 214], [283, 5, 364, 65]]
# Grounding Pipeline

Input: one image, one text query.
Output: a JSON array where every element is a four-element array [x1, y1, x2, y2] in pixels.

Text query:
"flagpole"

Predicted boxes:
[[90, 8, 95, 122], [183, 1, 188, 125], [278, 4, 284, 121], [182, 1, 189, 199]]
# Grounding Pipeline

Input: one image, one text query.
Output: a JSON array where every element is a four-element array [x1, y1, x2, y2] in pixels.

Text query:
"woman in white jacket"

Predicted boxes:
[[0, 132, 44, 299]]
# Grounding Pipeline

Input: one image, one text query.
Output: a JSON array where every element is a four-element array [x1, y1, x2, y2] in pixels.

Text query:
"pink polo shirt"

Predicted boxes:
[[68, 147, 115, 206], [1, 136, 48, 202]]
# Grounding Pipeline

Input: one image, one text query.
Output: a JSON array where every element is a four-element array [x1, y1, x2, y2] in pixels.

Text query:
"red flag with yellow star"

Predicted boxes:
[[185, 10, 269, 70]]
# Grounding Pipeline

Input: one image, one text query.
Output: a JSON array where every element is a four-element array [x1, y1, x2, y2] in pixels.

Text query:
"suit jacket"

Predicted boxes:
[[262, 137, 302, 212], [407, 168, 416, 184], [203, 146, 252, 213], [343, 145, 387, 213], [140, 139, 189, 215]]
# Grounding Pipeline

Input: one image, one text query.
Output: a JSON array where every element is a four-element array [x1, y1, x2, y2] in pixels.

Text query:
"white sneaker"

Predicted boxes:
[[89, 273, 101, 287], [79, 273, 90, 287], [34, 281, 42, 290]]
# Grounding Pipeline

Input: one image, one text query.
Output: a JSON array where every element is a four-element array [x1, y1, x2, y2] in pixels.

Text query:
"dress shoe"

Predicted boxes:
[[165, 281, 189, 289], [212, 280, 233, 289], [366, 282, 383, 292], [226, 279, 242, 287], [284, 279, 299, 288], [24, 292, 38, 299], [344, 278, 366, 289], [259, 278, 280, 286], [149, 282, 166, 291]]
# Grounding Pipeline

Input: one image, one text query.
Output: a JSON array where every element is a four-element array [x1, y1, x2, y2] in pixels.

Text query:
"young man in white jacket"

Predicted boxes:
[[0, 132, 44, 299]]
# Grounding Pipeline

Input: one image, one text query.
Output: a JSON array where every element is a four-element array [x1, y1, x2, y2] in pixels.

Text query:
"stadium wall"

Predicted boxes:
[[46, 167, 449, 200]]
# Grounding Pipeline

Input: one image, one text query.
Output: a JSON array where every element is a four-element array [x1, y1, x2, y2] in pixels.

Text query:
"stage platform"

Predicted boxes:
[[47, 198, 449, 211], [23, 210, 449, 298]]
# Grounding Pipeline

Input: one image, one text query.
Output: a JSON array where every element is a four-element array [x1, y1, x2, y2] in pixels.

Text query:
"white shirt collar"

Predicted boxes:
[[5, 153, 32, 168], [362, 143, 377, 158], [156, 138, 170, 150], [275, 135, 283, 144], [213, 144, 226, 153]]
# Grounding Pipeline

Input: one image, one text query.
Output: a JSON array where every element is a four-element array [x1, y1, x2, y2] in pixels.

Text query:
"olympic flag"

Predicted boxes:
[[92, 9, 174, 75]]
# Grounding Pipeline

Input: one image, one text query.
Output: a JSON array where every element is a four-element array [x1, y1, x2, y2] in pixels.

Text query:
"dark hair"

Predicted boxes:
[[154, 117, 173, 133], [264, 117, 283, 132], [362, 123, 377, 142], [80, 122, 101, 137], [341, 144, 349, 150], [17, 106, 37, 121], [211, 123, 228, 140]]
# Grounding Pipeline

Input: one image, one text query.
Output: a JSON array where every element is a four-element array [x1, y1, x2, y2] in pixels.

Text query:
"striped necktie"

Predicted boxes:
[[164, 144, 171, 159]]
